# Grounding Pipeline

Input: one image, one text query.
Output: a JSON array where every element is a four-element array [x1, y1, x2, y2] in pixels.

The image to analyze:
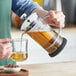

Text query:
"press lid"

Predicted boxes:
[[21, 13, 38, 31]]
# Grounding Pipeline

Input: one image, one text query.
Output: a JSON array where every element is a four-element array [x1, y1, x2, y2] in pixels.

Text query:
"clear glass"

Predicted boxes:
[[21, 13, 67, 57], [26, 17, 62, 54], [11, 38, 28, 62]]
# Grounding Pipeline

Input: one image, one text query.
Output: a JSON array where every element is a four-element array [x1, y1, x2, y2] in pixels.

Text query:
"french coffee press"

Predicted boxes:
[[21, 13, 67, 57]]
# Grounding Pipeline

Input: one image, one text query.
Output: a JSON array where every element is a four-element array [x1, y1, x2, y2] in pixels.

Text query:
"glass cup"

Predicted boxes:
[[11, 38, 28, 62]]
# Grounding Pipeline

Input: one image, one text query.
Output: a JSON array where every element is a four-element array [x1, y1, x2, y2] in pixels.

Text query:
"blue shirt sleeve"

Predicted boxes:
[[12, 0, 40, 17]]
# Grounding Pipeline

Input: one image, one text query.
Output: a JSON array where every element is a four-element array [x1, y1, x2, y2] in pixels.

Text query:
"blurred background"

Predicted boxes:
[[11, 0, 76, 65]]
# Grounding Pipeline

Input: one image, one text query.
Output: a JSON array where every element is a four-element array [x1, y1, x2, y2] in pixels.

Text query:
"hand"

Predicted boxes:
[[0, 38, 12, 59], [44, 10, 65, 27]]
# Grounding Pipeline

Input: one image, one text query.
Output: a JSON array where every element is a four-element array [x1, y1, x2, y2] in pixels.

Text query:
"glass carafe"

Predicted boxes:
[[21, 13, 67, 57]]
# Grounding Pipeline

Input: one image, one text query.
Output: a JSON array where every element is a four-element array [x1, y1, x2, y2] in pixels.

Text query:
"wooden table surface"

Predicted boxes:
[[0, 61, 76, 76], [20, 61, 76, 76]]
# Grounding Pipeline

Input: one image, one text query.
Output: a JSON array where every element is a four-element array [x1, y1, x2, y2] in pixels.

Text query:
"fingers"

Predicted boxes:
[[54, 11, 65, 27], [3, 47, 12, 58], [48, 11, 56, 20], [45, 10, 65, 27], [3, 43, 12, 49], [0, 38, 12, 43], [0, 42, 12, 59]]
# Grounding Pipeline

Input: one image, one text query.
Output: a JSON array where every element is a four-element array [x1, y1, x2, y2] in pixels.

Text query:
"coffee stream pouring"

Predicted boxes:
[[21, 13, 67, 57]]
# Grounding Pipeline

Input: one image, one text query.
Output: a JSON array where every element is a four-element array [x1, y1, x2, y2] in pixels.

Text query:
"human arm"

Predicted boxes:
[[32, 8, 65, 27], [0, 39, 12, 59], [12, 0, 65, 27], [12, 0, 40, 17]]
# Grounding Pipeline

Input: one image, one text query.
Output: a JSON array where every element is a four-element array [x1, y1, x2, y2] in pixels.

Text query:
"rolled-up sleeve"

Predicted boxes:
[[12, 0, 40, 17]]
